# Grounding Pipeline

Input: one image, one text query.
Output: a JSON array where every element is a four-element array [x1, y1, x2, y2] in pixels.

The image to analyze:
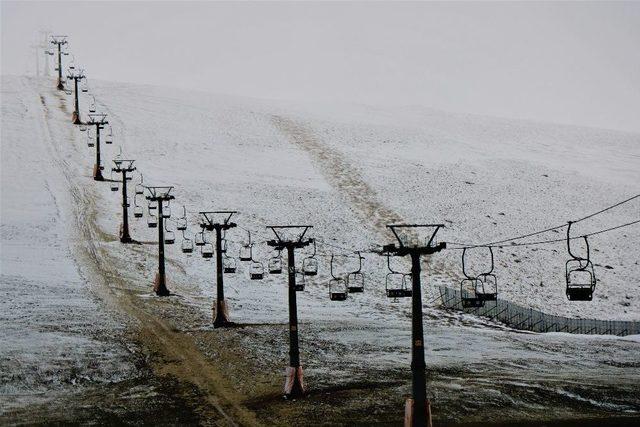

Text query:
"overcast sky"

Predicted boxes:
[[2, 1, 639, 132]]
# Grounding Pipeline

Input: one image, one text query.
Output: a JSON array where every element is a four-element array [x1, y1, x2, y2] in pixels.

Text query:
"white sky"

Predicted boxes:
[[2, 1, 639, 132]]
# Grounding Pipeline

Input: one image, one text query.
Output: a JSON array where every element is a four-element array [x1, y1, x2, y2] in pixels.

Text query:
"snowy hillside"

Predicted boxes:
[[83, 77, 640, 321], [2, 75, 639, 424]]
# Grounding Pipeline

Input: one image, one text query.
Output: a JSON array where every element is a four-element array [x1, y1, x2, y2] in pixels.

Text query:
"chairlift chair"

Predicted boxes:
[[201, 243, 214, 259], [294, 272, 305, 291], [87, 136, 95, 148], [110, 171, 119, 192], [239, 230, 253, 261], [176, 206, 188, 231], [475, 247, 498, 301], [461, 278, 484, 308], [79, 124, 87, 132], [147, 213, 158, 229], [195, 230, 206, 246], [147, 200, 157, 211], [223, 255, 237, 274], [164, 223, 175, 244], [89, 96, 96, 113], [302, 240, 318, 276], [162, 201, 171, 219], [565, 222, 596, 301], [135, 175, 144, 195], [250, 261, 264, 280], [346, 251, 365, 293], [181, 231, 194, 254], [133, 205, 143, 218], [329, 255, 348, 301], [105, 126, 113, 145], [384, 254, 412, 299], [460, 248, 484, 308], [268, 252, 283, 274]]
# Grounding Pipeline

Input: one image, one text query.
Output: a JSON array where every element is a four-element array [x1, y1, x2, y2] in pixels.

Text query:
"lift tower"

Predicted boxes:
[[145, 186, 175, 296], [85, 113, 109, 181], [47, 35, 68, 90], [67, 66, 85, 124], [381, 224, 445, 427], [199, 211, 238, 327], [112, 159, 136, 243], [267, 225, 313, 399]]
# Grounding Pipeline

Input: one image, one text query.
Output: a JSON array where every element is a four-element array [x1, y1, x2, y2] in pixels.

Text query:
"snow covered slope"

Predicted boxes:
[[83, 78, 640, 321], [2, 75, 639, 423]]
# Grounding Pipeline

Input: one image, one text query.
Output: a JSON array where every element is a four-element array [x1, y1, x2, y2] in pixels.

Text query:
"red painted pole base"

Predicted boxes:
[[57, 80, 64, 90], [404, 398, 432, 427], [284, 366, 305, 399], [213, 300, 232, 327], [93, 164, 104, 181], [153, 272, 170, 296], [72, 111, 82, 124]]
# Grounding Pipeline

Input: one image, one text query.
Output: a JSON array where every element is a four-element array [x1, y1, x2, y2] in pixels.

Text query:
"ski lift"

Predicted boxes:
[[195, 230, 206, 247], [110, 171, 119, 192], [460, 278, 483, 308], [385, 253, 412, 300], [181, 231, 194, 254], [89, 95, 96, 113], [220, 238, 228, 253], [81, 80, 88, 93], [223, 255, 237, 274], [162, 200, 171, 219], [164, 222, 175, 244], [135, 175, 144, 195], [147, 200, 157, 211], [346, 251, 365, 293], [302, 240, 318, 276], [294, 272, 306, 292], [239, 230, 253, 261], [475, 247, 498, 301], [64, 86, 72, 95], [329, 255, 348, 301], [565, 221, 596, 301], [268, 251, 283, 274], [201, 242, 214, 259], [105, 126, 113, 144], [147, 213, 158, 228], [87, 135, 95, 148], [250, 261, 264, 280], [133, 204, 143, 218], [176, 206, 188, 231], [460, 248, 484, 308], [79, 124, 87, 132]]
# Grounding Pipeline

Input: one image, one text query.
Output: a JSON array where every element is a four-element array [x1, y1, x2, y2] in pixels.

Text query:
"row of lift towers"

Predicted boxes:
[[51, 34, 450, 427]]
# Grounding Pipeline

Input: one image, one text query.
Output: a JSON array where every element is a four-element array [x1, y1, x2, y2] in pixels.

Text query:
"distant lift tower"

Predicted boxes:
[[85, 113, 109, 181], [47, 35, 68, 90]]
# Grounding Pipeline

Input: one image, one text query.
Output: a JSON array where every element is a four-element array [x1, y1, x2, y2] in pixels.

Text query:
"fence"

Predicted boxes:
[[438, 286, 640, 336]]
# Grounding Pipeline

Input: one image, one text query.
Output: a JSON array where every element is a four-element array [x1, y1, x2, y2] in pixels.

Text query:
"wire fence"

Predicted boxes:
[[438, 286, 640, 336]]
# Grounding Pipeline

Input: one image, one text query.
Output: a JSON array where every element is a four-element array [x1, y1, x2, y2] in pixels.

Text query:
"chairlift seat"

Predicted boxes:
[[461, 278, 483, 308], [269, 258, 283, 274], [250, 262, 264, 280], [476, 273, 498, 301], [303, 257, 318, 276], [347, 272, 365, 293]]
